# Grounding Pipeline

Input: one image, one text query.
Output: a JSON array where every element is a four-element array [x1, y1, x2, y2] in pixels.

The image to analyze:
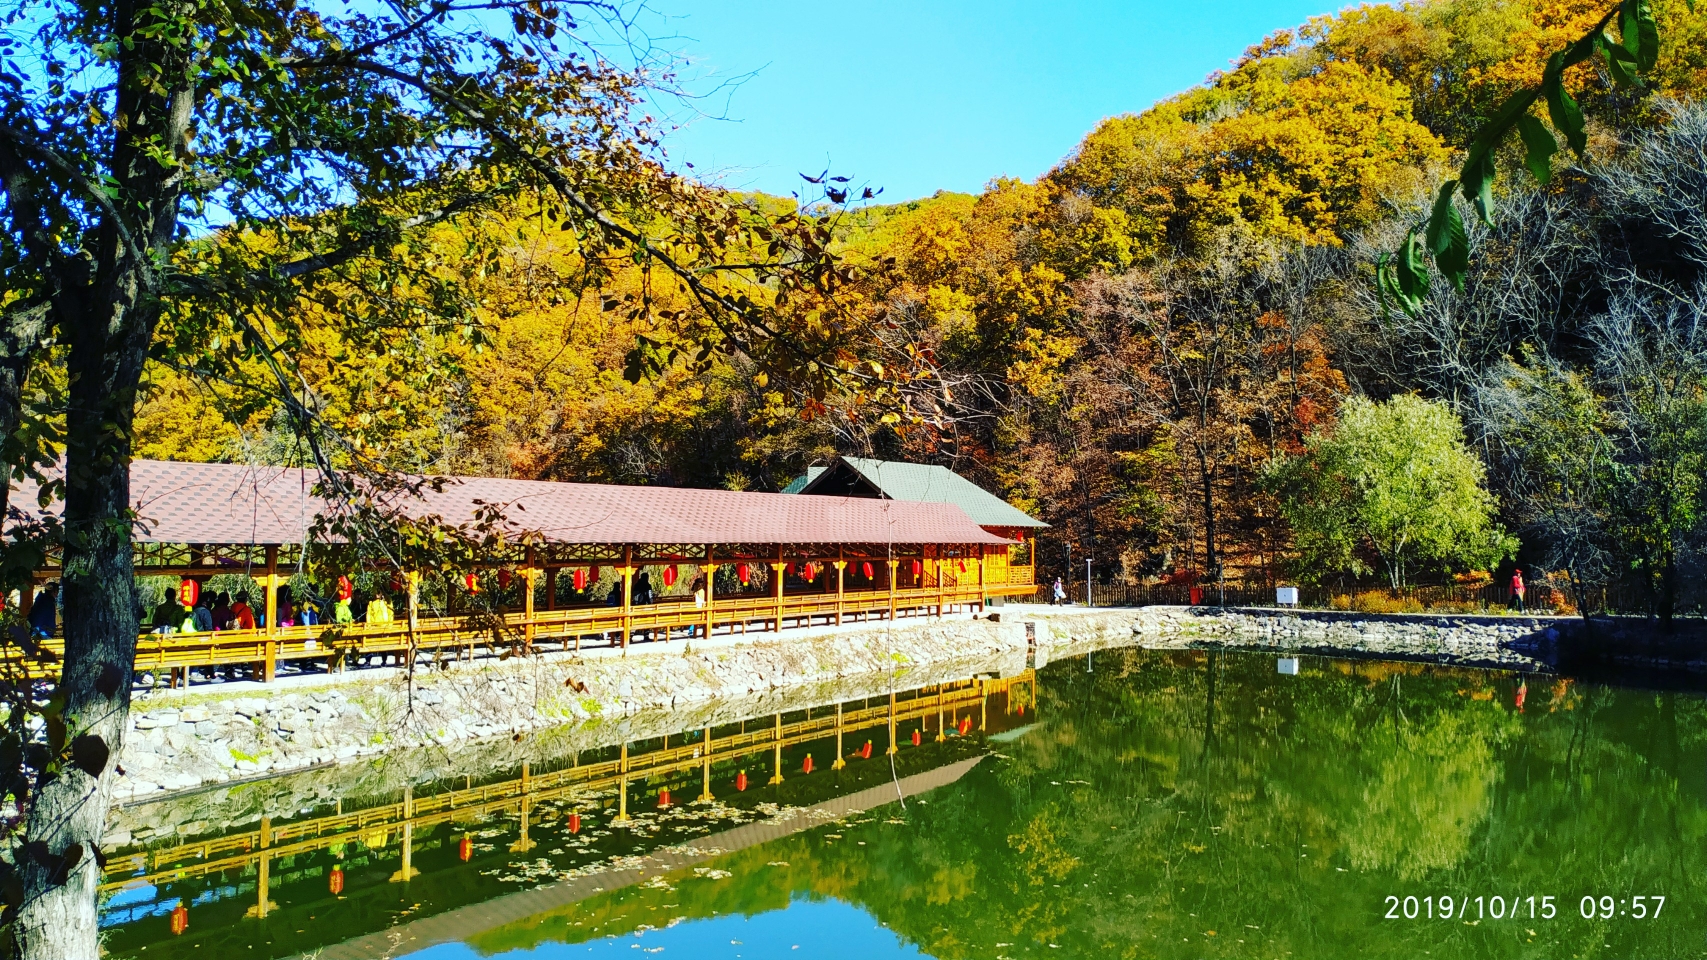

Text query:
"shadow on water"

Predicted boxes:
[[99, 647, 1707, 960]]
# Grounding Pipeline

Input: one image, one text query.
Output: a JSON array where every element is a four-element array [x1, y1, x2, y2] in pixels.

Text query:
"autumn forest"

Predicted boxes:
[[129, 0, 1707, 614]]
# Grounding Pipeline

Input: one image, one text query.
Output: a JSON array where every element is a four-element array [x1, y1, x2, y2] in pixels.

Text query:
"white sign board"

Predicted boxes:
[[1276, 586, 1299, 607]]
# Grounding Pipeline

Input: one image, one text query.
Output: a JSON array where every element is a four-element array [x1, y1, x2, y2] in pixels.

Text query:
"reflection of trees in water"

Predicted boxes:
[[458, 650, 1707, 960]]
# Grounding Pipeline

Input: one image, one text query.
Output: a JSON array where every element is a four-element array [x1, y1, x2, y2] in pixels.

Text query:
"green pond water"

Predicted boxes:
[[99, 648, 1707, 959]]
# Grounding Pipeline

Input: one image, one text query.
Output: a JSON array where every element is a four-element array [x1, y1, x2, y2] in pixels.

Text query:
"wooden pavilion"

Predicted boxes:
[[16, 461, 1039, 683]]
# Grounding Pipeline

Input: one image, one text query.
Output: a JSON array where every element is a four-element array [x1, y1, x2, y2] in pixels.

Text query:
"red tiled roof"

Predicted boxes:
[[12, 460, 1011, 547]]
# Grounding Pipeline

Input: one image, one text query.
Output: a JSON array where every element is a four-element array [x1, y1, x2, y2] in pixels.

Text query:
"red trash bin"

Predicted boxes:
[[1189, 586, 1203, 605]]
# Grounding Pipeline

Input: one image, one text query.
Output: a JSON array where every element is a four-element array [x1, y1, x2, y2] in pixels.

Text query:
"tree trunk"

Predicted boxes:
[[9, 288, 152, 959]]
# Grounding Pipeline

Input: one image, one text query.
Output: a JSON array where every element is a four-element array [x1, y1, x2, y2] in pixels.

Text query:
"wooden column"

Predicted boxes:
[[250, 815, 274, 918], [768, 712, 784, 785], [700, 547, 717, 640], [620, 545, 634, 651], [887, 560, 898, 621], [936, 687, 947, 742], [262, 545, 279, 682], [978, 546, 988, 612], [832, 702, 846, 769], [936, 548, 946, 617], [545, 567, 556, 611], [770, 546, 786, 634], [523, 546, 538, 650], [834, 556, 847, 626]]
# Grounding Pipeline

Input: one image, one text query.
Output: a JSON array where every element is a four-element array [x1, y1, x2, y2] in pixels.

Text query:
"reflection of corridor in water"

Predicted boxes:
[[99, 670, 1035, 959], [412, 898, 926, 960]]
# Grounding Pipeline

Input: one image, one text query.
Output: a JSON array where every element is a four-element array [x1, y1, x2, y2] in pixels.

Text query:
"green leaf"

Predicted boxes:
[[1459, 148, 1497, 225], [1621, 0, 1659, 71], [1380, 228, 1431, 318], [1544, 67, 1587, 155], [1516, 115, 1559, 184], [1426, 181, 1469, 291], [1599, 32, 1639, 87]]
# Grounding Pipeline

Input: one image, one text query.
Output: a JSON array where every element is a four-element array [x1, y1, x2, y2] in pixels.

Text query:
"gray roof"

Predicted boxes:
[[787, 457, 1046, 529]]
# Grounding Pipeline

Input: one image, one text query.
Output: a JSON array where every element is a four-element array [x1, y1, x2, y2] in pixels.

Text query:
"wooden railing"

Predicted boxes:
[[101, 670, 1038, 901], [13, 579, 1034, 688]]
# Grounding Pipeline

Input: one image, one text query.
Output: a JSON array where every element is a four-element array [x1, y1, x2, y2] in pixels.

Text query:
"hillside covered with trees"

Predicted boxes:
[[132, 0, 1707, 613]]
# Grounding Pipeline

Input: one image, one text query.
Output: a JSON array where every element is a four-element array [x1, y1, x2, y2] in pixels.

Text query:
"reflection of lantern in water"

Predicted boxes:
[[736, 771, 748, 792], [568, 813, 582, 834], [170, 903, 189, 935], [498, 568, 512, 590], [657, 788, 671, 808], [465, 572, 479, 594], [573, 568, 587, 591], [958, 716, 972, 736], [329, 866, 345, 895], [458, 835, 472, 861], [860, 741, 872, 759], [911, 729, 921, 747], [336, 576, 353, 601], [802, 754, 814, 774]]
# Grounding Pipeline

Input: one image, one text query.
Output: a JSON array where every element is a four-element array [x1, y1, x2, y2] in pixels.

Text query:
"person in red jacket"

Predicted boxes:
[[1511, 568, 1526, 612]]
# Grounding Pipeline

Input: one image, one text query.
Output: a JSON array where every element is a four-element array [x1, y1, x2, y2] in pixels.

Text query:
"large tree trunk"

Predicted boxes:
[[9, 278, 154, 958]]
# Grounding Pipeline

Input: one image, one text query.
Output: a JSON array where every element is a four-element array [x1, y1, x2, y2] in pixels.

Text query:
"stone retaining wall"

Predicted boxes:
[[109, 605, 1580, 808]]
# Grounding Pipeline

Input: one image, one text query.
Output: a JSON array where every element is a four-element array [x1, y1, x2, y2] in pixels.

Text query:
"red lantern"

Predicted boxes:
[[959, 559, 967, 572], [663, 565, 678, 588], [802, 754, 814, 774], [329, 866, 345, 895], [498, 568, 512, 589], [178, 579, 199, 607], [658, 788, 671, 808], [458, 835, 472, 861], [804, 562, 817, 580], [169, 903, 188, 935], [785, 562, 795, 577], [911, 559, 922, 578], [860, 740, 872, 759], [465, 572, 479, 593], [589, 565, 601, 582], [862, 561, 874, 579], [736, 771, 748, 792], [573, 568, 587, 591], [337, 575, 353, 601], [568, 813, 582, 834], [911, 729, 922, 747], [738, 562, 752, 585]]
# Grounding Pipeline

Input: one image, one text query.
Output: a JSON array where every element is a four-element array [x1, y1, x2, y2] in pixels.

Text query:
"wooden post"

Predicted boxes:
[[545, 566, 556, 611], [523, 545, 538, 650], [699, 724, 714, 802], [770, 546, 785, 634], [936, 548, 946, 617], [620, 545, 634, 651], [834, 555, 847, 626], [936, 688, 947, 742], [979, 677, 988, 732], [769, 712, 784, 785], [978, 546, 988, 613], [887, 560, 898, 621], [263, 545, 279, 683], [832, 702, 846, 769]]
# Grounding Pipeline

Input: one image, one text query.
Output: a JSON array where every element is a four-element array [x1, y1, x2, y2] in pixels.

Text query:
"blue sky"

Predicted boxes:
[[633, 0, 1345, 202]]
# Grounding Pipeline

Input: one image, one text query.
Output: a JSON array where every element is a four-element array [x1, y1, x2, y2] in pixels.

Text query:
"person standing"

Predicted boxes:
[[1511, 568, 1526, 612], [1052, 576, 1066, 605], [28, 583, 58, 638]]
